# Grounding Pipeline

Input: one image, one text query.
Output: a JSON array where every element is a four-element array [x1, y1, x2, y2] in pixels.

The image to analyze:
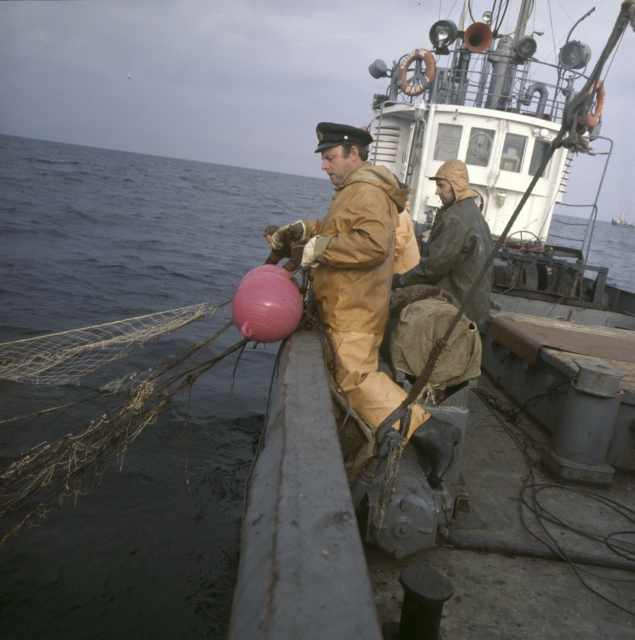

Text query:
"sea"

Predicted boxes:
[[0, 134, 335, 640], [0, 133, 633, 639]]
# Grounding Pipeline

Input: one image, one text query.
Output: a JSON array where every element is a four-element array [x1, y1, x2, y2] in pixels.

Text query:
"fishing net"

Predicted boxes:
[[0, 300, 252, 545], [0, 317, 250, 547], [0, 301, 224, 385]]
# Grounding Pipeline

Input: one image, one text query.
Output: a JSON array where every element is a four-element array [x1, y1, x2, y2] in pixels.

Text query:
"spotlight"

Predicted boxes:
[[429, 20, 458, 54], [559, 40, 592, 69], [482, 11, 492, 24], [515, 35, 537, 61], [368, 59, 389, 79]]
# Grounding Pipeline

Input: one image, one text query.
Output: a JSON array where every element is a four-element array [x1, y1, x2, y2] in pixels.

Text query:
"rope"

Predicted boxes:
[[0, 319, 247, 547], [475, 387, 635, 617]]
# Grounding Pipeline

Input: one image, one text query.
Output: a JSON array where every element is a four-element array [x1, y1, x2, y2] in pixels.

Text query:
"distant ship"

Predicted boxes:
[[612, 207, 635, 228]]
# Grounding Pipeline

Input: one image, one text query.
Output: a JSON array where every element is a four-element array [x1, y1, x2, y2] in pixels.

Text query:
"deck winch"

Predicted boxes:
[[354, 453, 451, 559], [350, 382, 472, 559]]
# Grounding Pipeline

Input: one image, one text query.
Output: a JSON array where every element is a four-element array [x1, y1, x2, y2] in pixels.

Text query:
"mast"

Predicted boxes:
[[512, 0, 535, 45], [457, 0, 470, 32], [484, 0, 536, 110]]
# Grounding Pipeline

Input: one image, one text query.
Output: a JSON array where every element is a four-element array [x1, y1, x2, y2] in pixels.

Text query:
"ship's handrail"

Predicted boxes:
[[228, 329, 382, 640], [547, 137, 614, 264], [388, 51, 591, 126], [432, 58, 569, 122]]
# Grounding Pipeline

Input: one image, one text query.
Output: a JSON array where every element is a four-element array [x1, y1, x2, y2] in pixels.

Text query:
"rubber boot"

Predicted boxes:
[[409, 416, 461, 489]]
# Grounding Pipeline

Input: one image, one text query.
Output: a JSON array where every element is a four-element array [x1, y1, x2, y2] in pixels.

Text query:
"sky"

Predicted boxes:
[[1, 0, 634, 220]]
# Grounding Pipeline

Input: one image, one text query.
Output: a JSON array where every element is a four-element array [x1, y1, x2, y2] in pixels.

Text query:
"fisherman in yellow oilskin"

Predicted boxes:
[[394, 201, 420, 274], [271, 122, 459, 488], [393, 159, 493, 325]]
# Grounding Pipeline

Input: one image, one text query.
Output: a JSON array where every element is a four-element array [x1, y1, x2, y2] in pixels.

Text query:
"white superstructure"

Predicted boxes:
[[366, 1, 602, 242]]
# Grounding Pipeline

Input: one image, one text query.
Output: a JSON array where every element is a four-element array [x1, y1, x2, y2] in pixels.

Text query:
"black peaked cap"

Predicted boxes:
[[315, 122, 374, 153]]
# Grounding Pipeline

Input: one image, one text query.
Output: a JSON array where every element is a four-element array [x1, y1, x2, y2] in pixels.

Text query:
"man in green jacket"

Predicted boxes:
[[394, 159, 493, 325]]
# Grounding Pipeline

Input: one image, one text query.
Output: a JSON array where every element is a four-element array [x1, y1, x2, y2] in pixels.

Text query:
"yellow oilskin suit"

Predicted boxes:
[[306, 163, 429, 436], [394, 205, 420, 274]]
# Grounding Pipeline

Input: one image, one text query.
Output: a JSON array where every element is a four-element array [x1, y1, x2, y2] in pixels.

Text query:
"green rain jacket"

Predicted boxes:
[[397, 160, 493, 324]]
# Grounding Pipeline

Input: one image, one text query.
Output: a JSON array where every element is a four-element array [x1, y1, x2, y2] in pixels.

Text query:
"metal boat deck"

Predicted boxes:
[[230, 329, 635, 637], [482, 308, 635, 473], [366, 380, 635, 639]]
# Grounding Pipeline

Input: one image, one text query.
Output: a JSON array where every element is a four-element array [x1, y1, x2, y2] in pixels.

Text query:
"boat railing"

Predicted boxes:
[[378, 50, 591, 127], [547, 136, 613, 267], [228, 329, 383, 639], [430, 53, 574, 124]]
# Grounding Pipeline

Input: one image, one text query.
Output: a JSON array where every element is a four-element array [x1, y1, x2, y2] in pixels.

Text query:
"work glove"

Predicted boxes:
[[270, 220, 311, 252], [282, 243, 305, 272], [263, 243, 305, 271], [301, 236, 320, 269]]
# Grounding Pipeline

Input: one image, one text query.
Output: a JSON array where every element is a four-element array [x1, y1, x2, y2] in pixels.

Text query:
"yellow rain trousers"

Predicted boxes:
[[328, 330, 429, 439]]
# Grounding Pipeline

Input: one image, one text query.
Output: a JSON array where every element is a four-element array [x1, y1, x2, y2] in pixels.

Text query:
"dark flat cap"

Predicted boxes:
[[315, 122, 374, 153]]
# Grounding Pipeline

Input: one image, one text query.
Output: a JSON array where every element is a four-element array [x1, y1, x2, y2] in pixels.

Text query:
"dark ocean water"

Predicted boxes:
[[0, 134, 634, 639], [0, 134, 334, 639], [547, 209, 635, 291]]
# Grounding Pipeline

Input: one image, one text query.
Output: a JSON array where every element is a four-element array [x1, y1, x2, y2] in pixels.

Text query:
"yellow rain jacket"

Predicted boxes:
[[305, 162, 429, 448], [394, 205, 421, 274], [308, 163, 408, 334]]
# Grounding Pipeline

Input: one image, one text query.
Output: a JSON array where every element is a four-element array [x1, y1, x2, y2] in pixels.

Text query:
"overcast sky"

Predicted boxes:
[[1, 0, 633, 220]]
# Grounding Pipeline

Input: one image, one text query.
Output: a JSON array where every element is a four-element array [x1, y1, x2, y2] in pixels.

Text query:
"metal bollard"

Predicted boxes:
[[541, 359, 626, 488], [385, 563, 454, 640]]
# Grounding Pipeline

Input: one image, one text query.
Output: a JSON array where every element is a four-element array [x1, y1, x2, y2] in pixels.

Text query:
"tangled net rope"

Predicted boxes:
[[0, 303, 250, 546], [0, 301, 224, 385]]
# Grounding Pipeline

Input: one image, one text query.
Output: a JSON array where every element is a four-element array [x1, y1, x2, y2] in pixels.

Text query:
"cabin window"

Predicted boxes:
[[434, 124, 462, 161], [466, 128, 495, 167], [500, 133, 526, 173], [528, 140, 551, 177]]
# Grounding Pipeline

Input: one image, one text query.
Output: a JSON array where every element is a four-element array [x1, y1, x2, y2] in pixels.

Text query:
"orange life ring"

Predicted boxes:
[[585, 80, 605, 128], [397, 49, 436, 97]]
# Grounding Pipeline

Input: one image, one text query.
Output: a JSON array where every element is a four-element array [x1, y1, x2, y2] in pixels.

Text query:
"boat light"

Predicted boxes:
[[368, 58, 389, 79], [559, 40, 591, 69], [429, 20, 458, 54], [482, 11, 492, 24], [515, 35, 537, 61]]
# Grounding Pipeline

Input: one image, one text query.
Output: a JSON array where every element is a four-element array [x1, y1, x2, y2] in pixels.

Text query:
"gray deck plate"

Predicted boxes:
[[366, 379, 635, 639], [540, 347, 635, 402]]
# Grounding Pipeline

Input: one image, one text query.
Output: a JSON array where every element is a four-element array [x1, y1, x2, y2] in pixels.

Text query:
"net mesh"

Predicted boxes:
[[0, 301, 225, 385], [0, 317, 248, 546]]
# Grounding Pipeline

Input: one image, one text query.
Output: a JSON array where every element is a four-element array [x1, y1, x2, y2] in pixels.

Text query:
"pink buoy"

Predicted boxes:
[[240, 264, 293, 282], [232, 265, 303, 343]]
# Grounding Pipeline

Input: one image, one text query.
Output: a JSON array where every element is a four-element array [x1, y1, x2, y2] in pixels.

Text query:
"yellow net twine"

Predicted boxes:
[[0, 301, 224, 385], [0, 303, 250, 546]]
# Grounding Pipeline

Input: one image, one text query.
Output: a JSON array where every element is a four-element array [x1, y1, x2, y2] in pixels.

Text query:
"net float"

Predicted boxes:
[[232, 265, 303, 343]]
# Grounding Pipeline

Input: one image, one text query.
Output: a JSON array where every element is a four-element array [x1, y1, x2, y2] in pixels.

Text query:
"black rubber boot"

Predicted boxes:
[[409, 416, 462, 489]]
